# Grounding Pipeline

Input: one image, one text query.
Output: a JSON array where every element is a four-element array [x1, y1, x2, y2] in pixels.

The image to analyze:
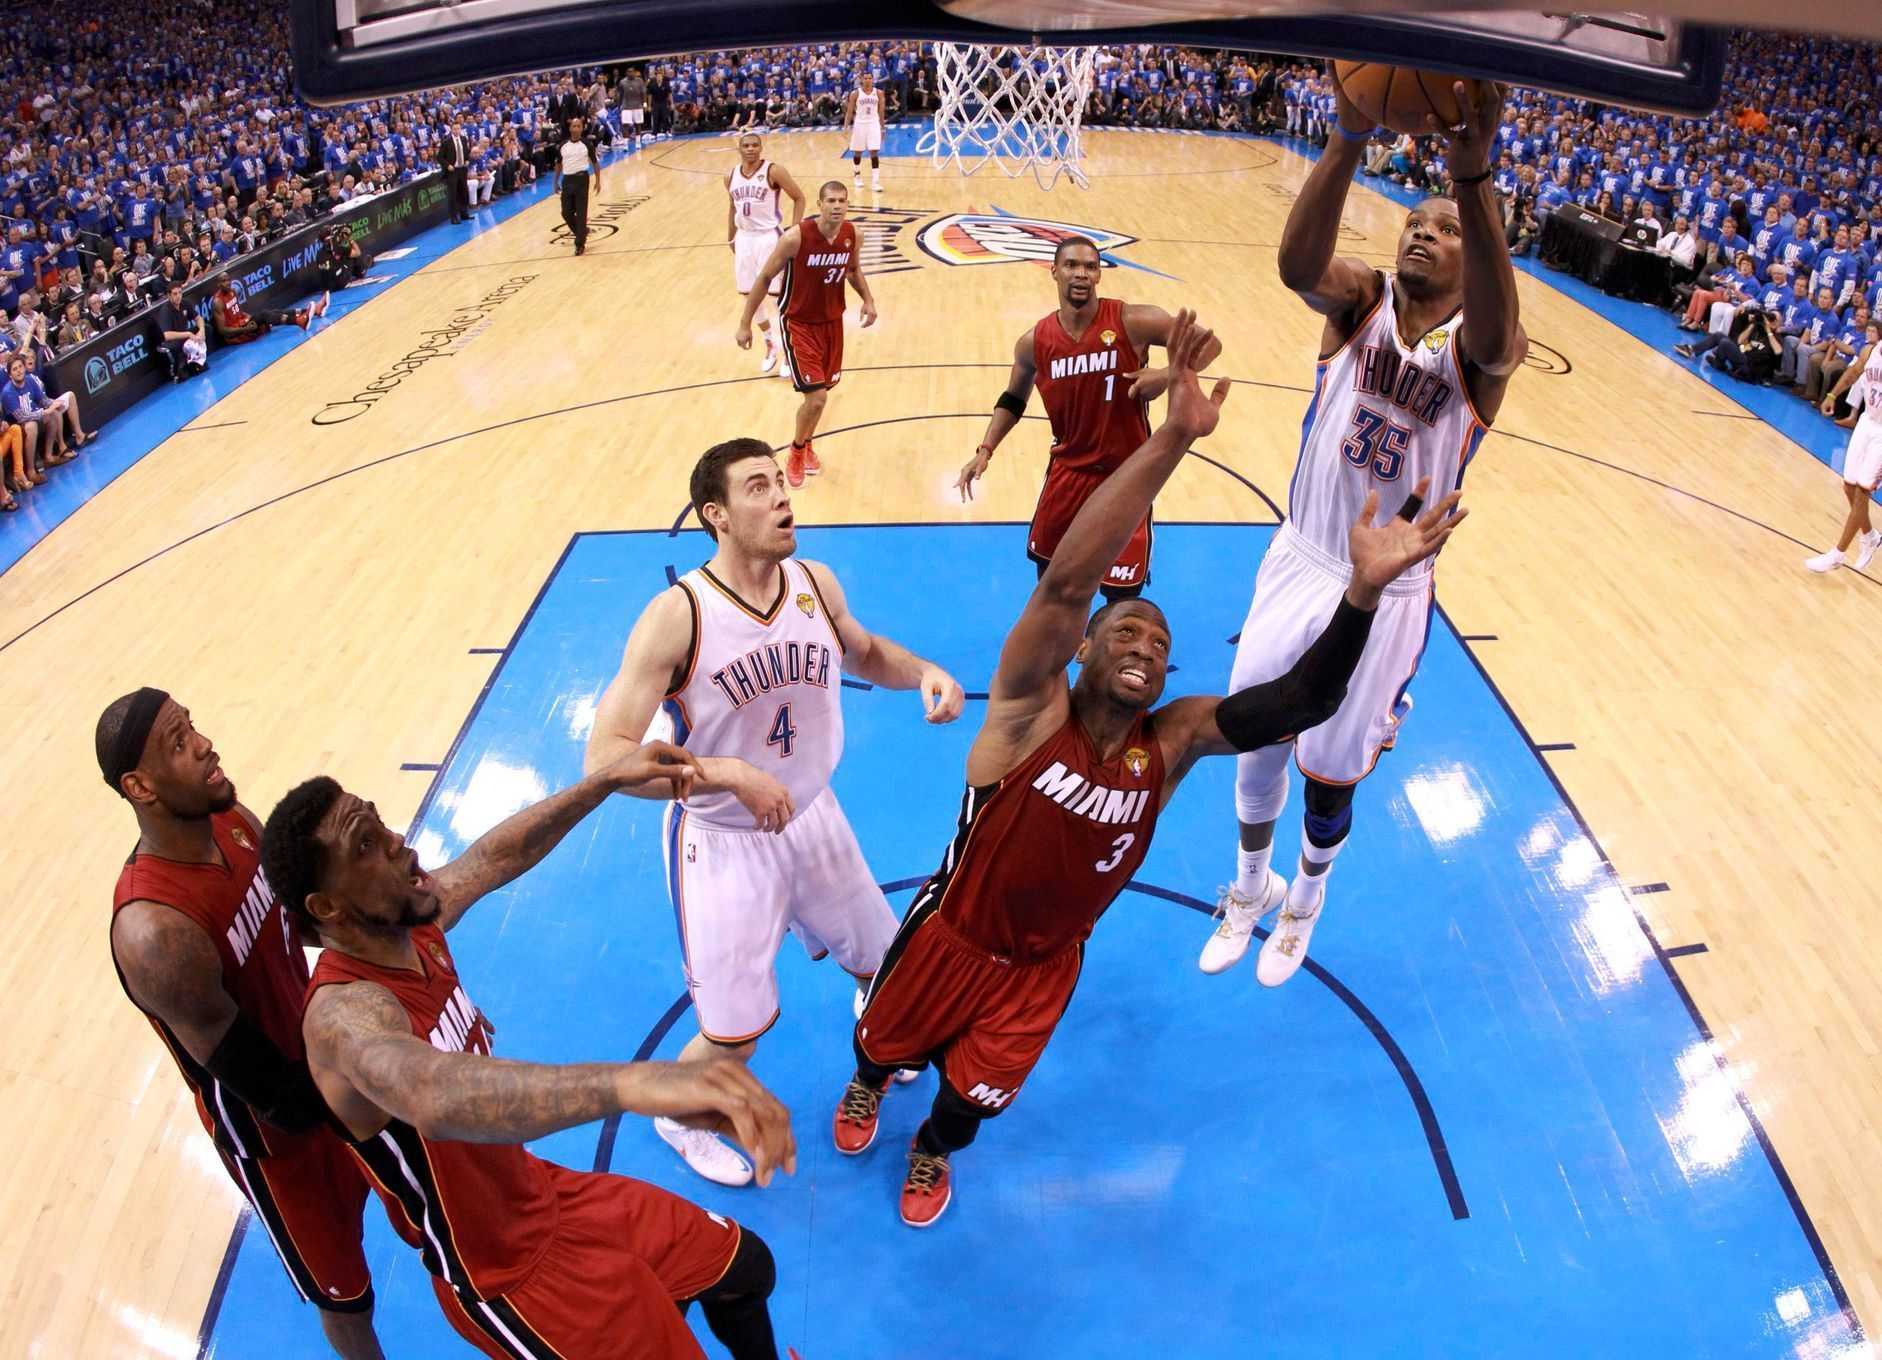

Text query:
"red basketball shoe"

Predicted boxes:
[[786, 444, 806, 488], [900, 1139, 952, 1228], [832, 1078, 885, 1155], [802, 442, 821, 476]]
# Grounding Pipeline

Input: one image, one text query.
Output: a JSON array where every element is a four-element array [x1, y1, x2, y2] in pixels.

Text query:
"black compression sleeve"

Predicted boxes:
[[206, 1013, 329, 1134], [995, 390, 1027, 418], [1213, 597, 1377, 752]]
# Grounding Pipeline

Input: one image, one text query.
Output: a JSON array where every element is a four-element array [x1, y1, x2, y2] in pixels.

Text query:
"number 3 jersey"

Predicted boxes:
[[1289, 272, 1488, 575], [653, 559, 846, 830], [920, 706, 1166, 964]]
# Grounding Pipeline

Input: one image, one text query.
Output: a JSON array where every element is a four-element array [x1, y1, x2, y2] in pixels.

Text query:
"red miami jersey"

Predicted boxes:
[[1031, 297, 1152, 474], [781, 220, 857, 323], [308, 925, 562, 1301], [111, 809, 307, 1160], [922, 707, 1166, 964]]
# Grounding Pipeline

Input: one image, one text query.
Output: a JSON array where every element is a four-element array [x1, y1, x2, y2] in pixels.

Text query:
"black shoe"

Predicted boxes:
[[575, 242, 585, 255]]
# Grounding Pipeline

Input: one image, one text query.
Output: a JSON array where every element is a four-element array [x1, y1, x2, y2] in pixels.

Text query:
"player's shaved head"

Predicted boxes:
[[1085, 596, 1166, 638], [1053, 234, 1100, 266]]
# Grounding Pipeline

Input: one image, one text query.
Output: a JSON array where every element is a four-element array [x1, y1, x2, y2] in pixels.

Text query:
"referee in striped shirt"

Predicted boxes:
[[554, 116, 602, 256]]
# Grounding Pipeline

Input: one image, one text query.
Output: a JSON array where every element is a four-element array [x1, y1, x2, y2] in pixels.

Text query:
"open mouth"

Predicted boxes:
[[1405, 245, 1434, 264], [1117, 665, 1149, 691], [406, 852, 432, 893], [778, 514, 794, 531], [205, 761, 224, 785]]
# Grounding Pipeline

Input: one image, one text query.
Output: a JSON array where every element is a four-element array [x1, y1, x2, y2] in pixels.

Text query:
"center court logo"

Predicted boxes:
[[916, 212, 1156, 272]]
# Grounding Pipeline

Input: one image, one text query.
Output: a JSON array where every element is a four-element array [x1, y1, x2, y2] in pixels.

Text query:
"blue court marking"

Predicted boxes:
[[206, 522, 1858, 1358]]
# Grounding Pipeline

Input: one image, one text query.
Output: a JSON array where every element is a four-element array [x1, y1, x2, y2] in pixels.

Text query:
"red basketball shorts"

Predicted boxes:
[[855, 906, 1084, 1113], [1027, 461, 1153, 589], [217, 1126, 373, 1313], [781, 316, 844, 393], [435, 1161, 742, 1360]]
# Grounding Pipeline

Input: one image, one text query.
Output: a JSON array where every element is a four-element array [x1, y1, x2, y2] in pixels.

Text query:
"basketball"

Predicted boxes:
[[1331, 61, 1488, 136]]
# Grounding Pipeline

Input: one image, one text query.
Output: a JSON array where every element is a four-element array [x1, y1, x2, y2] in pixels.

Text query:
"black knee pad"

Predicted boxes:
[[1302, 777, 1355, 849], [695, 1227, 775, 1302]]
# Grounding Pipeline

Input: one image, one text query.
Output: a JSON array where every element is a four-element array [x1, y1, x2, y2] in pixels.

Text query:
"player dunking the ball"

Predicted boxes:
[[1199, 79, 1523, 986], [834, 312, 1467, 1226], [958, 233, 1184, 601], [844, 71, 883, 193], [737, 181, 877, 488], [726, 133, 805, 375], [586, 437, 962, 1187]]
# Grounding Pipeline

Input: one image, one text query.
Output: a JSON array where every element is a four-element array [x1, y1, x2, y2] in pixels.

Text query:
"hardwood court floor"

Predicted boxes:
[[3, 125, 1879, 1356]]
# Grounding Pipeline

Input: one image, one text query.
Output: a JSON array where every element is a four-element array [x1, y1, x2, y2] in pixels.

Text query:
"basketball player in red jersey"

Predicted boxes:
[[736, 180, 878, 489], [958, 234, 1183, 601], [99, 689, 385, 1359], [260, 744, 796, 1360], [833, 313, 1467, 1226]]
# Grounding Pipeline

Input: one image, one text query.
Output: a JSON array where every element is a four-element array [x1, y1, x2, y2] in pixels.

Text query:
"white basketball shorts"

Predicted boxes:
[[1843, 411, 1882, 491], [734, 230, 781, 296], [1229, 521, 1436, 785], [848, 120, 882, 154], [663, 786, 898, 1044], [623, 108, 645, 126]]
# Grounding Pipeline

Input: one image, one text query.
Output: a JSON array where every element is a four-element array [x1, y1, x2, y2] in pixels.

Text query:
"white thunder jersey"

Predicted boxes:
[[1288, 273, 1488, 570], [729, 159, 781, 233], [656, 560, 844, 828], [852, 88, 881, 125]]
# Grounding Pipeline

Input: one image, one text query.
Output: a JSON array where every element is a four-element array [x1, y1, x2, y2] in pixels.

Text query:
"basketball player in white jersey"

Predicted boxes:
[[1809, 325, 1882, 571], [726, 133, 806, 375], [585, 437, 965, 1185], [1199, 78, 1524, 986], [844, 72, 883, 193]]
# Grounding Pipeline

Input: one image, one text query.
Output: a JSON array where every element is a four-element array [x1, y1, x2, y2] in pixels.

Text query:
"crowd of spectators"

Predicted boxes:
[[1, 7, 1878, 508]]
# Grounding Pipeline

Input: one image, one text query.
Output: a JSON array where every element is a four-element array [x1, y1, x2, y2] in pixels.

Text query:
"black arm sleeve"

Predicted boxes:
[[1213, 597, 1377, 753], [206, 1012, 329, 1134]]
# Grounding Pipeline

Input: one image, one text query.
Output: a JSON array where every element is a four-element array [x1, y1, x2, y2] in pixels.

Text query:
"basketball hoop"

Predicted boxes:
[[916, 43, 1097, 190]]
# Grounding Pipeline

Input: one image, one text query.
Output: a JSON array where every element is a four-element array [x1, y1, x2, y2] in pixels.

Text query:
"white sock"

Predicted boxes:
[[1290, 840, 1344, 912], [1235, 844, 1273, 901]]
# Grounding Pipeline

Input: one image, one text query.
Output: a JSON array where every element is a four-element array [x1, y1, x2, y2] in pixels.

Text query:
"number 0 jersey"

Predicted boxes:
[[918, 706, 1166, 964], [651, 559, 846, 830], [1289, 273, 1488, 577]]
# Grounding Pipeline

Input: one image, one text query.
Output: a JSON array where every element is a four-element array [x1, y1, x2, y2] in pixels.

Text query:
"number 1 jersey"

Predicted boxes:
[[652, 560, 846, 829], [1289, 273, 1487, 577]]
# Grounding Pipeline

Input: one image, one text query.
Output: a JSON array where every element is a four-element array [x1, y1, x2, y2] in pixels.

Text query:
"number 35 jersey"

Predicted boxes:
[[922, 706, 1166, 964], [653, 559, 846, 830], [1288, 272, 1488, 578]]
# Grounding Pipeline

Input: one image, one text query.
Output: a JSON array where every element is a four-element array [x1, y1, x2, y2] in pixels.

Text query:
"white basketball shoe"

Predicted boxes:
[[760, 337, 778, 373], [1256, 884, 1326, 988], [1806, 548, 1846, 573], [1858, 531, 1882, 570], [654, 1116, 754, 1187], [1198, 871, 1286, 974]]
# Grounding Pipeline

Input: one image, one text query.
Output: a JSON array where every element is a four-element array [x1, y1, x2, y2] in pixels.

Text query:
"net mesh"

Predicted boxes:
[[915, 43, 1097, 191]]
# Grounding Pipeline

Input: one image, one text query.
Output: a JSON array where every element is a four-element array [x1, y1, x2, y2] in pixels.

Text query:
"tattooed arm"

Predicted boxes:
[[304, 980, 798, 1180], [429, 741, 703, 930]]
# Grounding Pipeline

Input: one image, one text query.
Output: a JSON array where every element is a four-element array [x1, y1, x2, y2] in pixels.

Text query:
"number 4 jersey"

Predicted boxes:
[[1288, 272, 1487, 564], [652, 559, 845, 830]]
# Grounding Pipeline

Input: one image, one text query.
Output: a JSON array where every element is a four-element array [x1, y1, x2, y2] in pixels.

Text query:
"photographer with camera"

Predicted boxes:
[[313, 224, 369, 294], [1675, 303, 1780, 383]]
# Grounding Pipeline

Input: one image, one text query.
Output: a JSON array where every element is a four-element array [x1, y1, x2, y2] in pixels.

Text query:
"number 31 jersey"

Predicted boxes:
[[652, 559, 846, 829], [1288, 272, 1488, 577]]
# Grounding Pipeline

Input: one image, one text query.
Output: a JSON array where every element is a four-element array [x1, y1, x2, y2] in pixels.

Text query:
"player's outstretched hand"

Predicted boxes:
[[1345, 477, 1466, 602], [1124, 365, 1170, 403], [729, 760, 795, 833], [735, 324, 753, 350], [918, 664, 965, 724], [601, 740, 704, 801], [1161, 308, 1231, 443], [618, 1060, 798, 1187], [957, 446, 992, 501], [1426, 79, 1508, 180]]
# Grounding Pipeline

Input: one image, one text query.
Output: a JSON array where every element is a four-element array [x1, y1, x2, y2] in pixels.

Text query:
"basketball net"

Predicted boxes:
[[916, 43, 1097, 191]]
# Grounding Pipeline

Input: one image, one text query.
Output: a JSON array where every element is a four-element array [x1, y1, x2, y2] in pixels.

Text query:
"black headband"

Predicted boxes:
[[101, 687, 169, 794]]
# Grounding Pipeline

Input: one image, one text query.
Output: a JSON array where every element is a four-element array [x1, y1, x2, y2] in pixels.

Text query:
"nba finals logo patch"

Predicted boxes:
[[796, 593, 816, 618], [1422, 327, 1452, 353], [1123, 747, 1149, 778], [1101, 329, 1117, 346], [916, 211, 1170, 277], [426, 940, 447, 969], [229, 826, 254, 850]]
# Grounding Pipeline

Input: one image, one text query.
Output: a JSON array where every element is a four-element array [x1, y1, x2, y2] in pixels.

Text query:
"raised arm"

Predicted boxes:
[[112, 903, 327, 1133], [1277, 84, 1385, 323], [803, 559, 963, 723], [1431, 81, 1527, 399], [304, 980, 796, 1180], [738, 225, 799, 342], [585, 583, 796, 833], [431, 741, 701, 930], [988, 310, 1227, 708], [959, 327, 1038, 501]]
